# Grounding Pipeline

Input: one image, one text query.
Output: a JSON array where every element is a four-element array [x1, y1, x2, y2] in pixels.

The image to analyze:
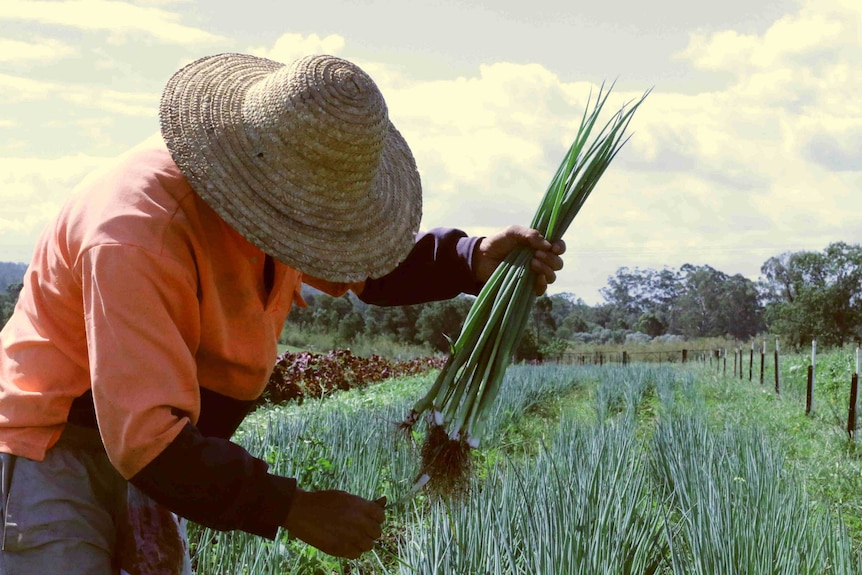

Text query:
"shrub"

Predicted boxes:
[[261, 349, 445, 405]]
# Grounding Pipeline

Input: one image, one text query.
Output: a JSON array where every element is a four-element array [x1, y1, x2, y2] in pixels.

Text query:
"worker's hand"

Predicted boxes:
[[474, 225, 566, 295], [284, 488, 386, 559]]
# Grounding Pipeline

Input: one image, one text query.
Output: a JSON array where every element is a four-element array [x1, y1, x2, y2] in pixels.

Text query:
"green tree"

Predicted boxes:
[[675, 264, 761, 339], [531, 295, 557, 342], [648, 268, 684, 334], [599, 267, 652, 329], [311, 295, 353, 333], [514, 327, 541, 362], [287, 289, 318, 328], [546, 293, 594, 339], [414, 296, 473, 353], [760, 242, 862, 347], [363, 304, 421, 344], [546, 293, 578, 329], [720, 273, 763, 340], [598, 267, 683, 334], [1, 283, 23, 328], [634, 312, 665, 337], [557, 313, 590, 339], [337, 311, 365, 344], [0, 263, 27, 291]]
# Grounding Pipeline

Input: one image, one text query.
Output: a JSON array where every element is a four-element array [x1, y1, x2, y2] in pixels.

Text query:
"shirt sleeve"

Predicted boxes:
[[357, 228, 484, 306], [80, 244, 291, 537], [130, 422, 295, 538]]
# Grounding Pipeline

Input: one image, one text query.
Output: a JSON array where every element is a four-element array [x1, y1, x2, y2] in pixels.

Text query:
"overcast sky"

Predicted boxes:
[[1, 0, 859, 304]]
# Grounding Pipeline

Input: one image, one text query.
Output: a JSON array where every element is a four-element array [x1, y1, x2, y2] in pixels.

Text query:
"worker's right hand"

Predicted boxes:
[[283, 488, 387, 559], [474, 225, 566, 296]]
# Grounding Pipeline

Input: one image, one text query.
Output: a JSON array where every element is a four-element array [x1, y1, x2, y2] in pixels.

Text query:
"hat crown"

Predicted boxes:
[[160, 52, 422, 282], [241, 55, 388, 207]]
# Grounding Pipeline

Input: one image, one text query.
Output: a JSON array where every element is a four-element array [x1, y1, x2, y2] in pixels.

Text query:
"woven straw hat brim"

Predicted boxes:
[[159, 53, 422, 282]]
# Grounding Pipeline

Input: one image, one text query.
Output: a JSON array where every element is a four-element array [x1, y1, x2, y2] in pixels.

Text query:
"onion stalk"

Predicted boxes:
[[404, 83, 649, 493]]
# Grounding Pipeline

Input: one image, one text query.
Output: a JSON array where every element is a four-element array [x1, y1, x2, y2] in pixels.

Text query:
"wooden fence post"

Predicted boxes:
[[810, 340, 817, 414], [849, 373, 859, 440], [760, 341, 765, 385], [682, 349, 688, 363], [749, 342, 754, 381], [806, 365, 813, 415], [774, 338, 781, 394], [852, 347, 861, 441]]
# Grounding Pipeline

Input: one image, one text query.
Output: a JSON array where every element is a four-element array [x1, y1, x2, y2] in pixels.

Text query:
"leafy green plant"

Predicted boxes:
[[262, 349, 445, 405]]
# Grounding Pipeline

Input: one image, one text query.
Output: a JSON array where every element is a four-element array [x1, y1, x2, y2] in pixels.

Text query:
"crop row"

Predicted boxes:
[[189, 363, 860, 574]]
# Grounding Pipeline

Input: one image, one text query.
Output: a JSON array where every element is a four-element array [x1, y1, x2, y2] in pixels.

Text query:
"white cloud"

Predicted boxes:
[[0, 73, 157, 116], [0, 0, 227, 45], [676, 30, 760, 72], [0, 74, 57, 102], [0, 37, 77, 63], [663, 0, 862, 212], [384, 62, 594, 195], [794, 114, 862, 171], [679, 0, 860, 74], [248, 33, 346, 65], [73, 88, 157, 117], [0, 156, 108, 205], [0, 155, 111, 262]]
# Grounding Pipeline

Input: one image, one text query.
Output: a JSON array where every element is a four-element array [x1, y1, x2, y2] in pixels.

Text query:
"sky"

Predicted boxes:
[[1, 0, 860, 304]]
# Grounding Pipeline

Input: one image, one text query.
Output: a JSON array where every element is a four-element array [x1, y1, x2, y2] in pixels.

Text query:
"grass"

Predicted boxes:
[[279, 323, 436, 360], [187, 355, 862, 574], [704, 345, 862, 550], [276, 343, 306, 354]]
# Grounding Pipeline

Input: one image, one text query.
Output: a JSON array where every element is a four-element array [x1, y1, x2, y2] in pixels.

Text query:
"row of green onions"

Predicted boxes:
[[402, 83, 649, 490]]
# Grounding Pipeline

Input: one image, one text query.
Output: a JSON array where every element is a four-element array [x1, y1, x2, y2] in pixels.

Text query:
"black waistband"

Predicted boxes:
[[67, 389, 99, 429], [57, 422, 106, 452], [66, 387, 258, 442]]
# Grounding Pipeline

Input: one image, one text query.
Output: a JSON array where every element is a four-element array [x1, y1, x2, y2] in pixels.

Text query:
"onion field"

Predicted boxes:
[[188, 361, 862, 574]]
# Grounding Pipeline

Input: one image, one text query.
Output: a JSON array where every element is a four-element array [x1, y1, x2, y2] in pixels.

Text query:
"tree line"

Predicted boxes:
[[1, 242, 860, 355], [288, 241, 862, 358], [0, 262, 26, 328]]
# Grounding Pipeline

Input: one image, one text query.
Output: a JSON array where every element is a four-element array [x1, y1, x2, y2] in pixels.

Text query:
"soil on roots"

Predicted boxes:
[[419, 421, 473, 498]]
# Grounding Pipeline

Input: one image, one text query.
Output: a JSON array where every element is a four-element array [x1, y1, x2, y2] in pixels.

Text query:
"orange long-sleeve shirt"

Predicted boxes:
[[0, 137, 357, 474], [0, 137, 482, 536]]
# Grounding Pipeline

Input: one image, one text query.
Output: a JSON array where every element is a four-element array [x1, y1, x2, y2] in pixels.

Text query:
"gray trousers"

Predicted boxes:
[[0, 425, 191, 575]]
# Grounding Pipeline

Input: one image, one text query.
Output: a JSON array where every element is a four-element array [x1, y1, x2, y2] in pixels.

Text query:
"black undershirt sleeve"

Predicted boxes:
[[358, 227, 484, 306], [129, 422, 295, 539]]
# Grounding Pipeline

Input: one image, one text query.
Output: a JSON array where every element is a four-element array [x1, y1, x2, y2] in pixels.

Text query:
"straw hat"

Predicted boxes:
[[159, 53, 422, 282]]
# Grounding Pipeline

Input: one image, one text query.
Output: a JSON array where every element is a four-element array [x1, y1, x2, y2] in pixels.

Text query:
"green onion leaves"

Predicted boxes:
[[404, 83, 650, 493]]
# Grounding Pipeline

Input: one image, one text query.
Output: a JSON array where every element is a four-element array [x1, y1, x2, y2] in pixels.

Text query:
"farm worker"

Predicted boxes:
[[0, 53, 565, 574]]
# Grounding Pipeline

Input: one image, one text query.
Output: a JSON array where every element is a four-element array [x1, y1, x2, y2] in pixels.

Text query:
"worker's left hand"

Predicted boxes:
[[474, 225, 566, 296], [284, 488, 386, 559]]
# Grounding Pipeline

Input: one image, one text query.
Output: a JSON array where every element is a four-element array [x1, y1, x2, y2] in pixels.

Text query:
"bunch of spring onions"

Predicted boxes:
[[401, 83, 649, 493]]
